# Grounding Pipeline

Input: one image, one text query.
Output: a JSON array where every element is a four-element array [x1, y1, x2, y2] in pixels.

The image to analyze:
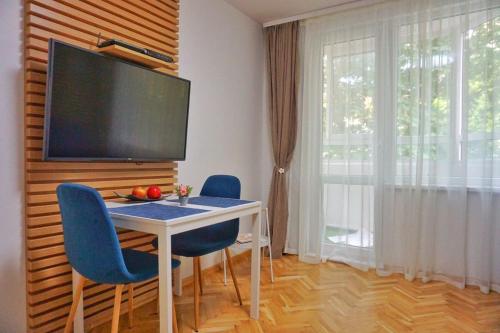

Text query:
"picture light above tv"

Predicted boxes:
[[43, 39, 190, 162]]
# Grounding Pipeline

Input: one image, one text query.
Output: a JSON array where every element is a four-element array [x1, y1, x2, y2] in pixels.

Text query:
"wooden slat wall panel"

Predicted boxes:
[[24, 1, 179, 331]]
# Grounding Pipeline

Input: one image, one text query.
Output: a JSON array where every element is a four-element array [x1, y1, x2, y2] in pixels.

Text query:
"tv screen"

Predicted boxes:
[[43, 39, 190, 161]]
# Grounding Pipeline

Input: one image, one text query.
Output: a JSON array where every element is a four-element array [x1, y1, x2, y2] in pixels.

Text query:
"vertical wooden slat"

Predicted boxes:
[[24, 1, 179, 331]]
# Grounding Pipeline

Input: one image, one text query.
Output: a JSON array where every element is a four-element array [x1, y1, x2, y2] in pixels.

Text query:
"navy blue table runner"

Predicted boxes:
[[168, 196, 253, 208], [109, 203, 208, 220]]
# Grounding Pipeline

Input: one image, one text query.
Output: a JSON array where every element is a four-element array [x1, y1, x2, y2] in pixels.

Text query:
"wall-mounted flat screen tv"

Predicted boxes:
[[43, 39, 190, 161]]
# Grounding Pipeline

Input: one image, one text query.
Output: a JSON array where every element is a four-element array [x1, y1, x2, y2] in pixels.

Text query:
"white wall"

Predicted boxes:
[[177, 0, 269, 276], [0, 0, 26, 332]]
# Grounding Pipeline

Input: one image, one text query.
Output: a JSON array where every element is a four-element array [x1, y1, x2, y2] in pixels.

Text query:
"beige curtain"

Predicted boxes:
[[265, 21, 299, 258]]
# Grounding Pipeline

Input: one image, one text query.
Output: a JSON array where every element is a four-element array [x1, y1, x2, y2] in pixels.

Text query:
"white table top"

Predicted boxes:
[[105, 197, 261, 226]]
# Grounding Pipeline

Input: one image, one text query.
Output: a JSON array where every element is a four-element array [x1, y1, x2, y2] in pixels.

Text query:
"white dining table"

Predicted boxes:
[[72, 197, 262, 333]]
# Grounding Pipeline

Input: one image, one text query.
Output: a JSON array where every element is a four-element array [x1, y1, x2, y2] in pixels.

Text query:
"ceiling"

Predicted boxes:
[[224, 0, 358, 25]]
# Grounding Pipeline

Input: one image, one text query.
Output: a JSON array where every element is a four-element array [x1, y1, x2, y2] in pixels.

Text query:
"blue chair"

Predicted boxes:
[[152, 175, 242, 331], [57, 183, 180, 333]]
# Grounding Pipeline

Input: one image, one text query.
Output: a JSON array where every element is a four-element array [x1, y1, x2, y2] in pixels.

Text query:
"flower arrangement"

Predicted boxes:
[[175, 184, 193, 198]]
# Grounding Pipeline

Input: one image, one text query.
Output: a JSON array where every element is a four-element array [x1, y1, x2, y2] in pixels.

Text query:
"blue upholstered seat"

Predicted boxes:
[[57, 183, 180, 285], [152, 237, 235, 257], [152, 175, 241, 257], [122, 248, 181, 282]]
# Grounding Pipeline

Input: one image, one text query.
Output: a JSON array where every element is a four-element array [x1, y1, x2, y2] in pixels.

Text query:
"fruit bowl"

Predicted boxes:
[[113, 191, 165, 202]]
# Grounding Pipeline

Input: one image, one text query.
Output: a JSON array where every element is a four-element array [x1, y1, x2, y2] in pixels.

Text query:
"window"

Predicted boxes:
[[464, 15, 500, 188], [322, 38, 375, 180], [321, 37, 375, 249], [319, 9, 499, 255], [396, 13, 500, 188]]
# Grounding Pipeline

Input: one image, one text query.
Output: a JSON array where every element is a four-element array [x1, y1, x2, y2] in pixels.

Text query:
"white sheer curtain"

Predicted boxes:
[[287, 0, 500, 292]]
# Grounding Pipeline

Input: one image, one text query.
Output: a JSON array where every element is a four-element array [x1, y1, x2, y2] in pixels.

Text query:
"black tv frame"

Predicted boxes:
[[43, 39, 191, 162]]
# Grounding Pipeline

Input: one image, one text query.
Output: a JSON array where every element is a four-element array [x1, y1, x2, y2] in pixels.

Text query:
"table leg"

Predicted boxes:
[[72, 269, 84, 333], [158, 229, 173, 333], [250, 210, 261, 319]]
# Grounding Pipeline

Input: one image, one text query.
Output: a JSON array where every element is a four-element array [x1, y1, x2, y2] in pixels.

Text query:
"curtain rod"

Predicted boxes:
[[262, 0, 388, 27]]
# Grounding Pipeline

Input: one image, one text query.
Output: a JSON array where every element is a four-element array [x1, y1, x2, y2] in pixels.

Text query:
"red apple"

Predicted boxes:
[[132, 186, 147, 198], [147, 186, 162, 199]]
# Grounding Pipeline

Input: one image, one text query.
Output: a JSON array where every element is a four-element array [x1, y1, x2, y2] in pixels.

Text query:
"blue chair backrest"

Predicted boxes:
[[56, 183, 129, 284], [201, 175, 241, 242], [183, 175, 241, 245]]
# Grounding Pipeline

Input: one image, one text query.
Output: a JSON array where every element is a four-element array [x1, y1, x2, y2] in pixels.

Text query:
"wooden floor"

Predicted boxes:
[[90, 254, 500, 333]]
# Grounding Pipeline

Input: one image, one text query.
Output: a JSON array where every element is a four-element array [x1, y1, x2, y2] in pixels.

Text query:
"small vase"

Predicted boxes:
[[179, 196, 189, 206]]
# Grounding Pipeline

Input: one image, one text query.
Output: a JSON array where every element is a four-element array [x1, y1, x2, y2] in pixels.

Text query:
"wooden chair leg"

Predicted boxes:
[[128, 284, 134, 328], [222, 250, 228, 285], [64, 274, 86, 333], [197, 256, 204, 295], [111, 285, 124, 333], [224, 248, 242, 305], [193, 257, 200, 331], [173, 302, 179, 333], [157, 285, 160, 314]]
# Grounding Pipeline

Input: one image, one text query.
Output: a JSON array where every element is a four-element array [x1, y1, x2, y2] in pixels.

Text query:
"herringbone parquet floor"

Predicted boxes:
[[90, 254, 500, 333]]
